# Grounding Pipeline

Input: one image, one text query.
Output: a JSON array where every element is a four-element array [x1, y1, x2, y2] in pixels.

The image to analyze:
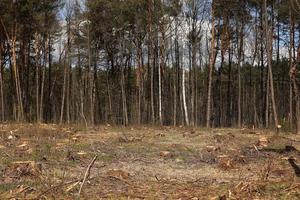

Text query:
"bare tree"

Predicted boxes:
[[206, 1, 216, 128], [263, 0, 279, 128], [0, 39, 4, 121]]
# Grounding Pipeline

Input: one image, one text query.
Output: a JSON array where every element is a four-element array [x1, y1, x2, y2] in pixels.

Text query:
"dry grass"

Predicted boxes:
[[0, 123, 300, 199]]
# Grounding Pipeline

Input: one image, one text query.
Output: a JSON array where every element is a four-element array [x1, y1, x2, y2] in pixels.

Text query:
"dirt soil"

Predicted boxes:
[[1, 124, 300, 199]]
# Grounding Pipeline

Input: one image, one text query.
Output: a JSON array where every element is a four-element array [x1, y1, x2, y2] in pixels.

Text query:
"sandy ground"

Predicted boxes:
[[1, 124, 300, 199]]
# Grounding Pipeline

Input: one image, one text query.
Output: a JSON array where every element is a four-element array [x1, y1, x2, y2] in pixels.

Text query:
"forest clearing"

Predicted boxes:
[[1, 0, 300, 199], [0, 124, 300, 199]]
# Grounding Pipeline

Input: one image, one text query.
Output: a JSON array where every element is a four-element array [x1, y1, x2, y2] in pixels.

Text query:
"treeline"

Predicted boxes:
[[0, 0, 299, 132]]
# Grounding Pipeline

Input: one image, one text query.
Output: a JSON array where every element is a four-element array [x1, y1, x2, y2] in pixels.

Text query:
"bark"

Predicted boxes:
[[265, 70, 270, 128], [259, 3, 265, 127], [182, 68, 189, 126], [148, 0, 155, 124], [206, 2, 216, 128], [66, 20, 71, 124], [0, 41, 4, 121], [294, 39, 300, 134], [121, 64, 128, 126], [40, 47, 46, 122], [88, 23, 94, 125], [11, 25, 24, 121], [106, 69, 113, 123], [289, 8, 295, 129], [264, 0, 279, 128], [173, 62, 177, 126], [191, 41, 196, 126], [227, 42, 232, 126], [173, 18, 180, 126], [136, 42, 142, 125], [47, 36, 52, 121], [159, 18, 166, 126], [35, 33, 40, 122], [158, 48, 163, 125], [1, 5, 24, 120], [237, 23, 244, 127], [60, 47, 67, 124], [293, 78, 300, 134]]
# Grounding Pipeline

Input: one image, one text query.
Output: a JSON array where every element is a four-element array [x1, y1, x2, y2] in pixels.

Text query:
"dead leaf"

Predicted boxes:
[[156, 133, 165, 137], [56, 142, 66, 147], [77, 151, 88, 155], [26, 148, 33, 154], [257, 137, 268, 148], [66, 181, 80, 193], [160, 151, 172, 157], [8, 135, 15, 140], [107, 169, 130, 180], [17, 142, 28, 148], [5, 161, 42, 179], [206, 146, 220, 152], [217, 155, 234, 169]]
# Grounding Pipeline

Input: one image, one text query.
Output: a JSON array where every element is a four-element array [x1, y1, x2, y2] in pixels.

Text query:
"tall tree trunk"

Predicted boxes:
[[121, 65, 128, 126], [106, 68, 113, 123], [264, 0, 279, 128], [293, 78, 300, 134], [173, 62, 177, 126], [47, 36, 52, 121], [191, 41, 196, 126], [291, 61, 300, 134], [159, 18, 166, 126], [289, 8, 295, 129], [294, 41, 300, 134], [227, 42, 232, 126], [136, 42, 142, 125], [265, 70, 270, 128], [60, 49, 67, 124], [88, 23, 94, 125], [276, 18, 280, 62], [0, 42, 4, 121], [39, 37, 48, 123], [35, 33, 40, 122], [12, 28, 24, 121], [206, 1, 216, 128], [158, 47, 163, 126], [182, 67, 189, 126], [237, 23, 244, 127], [1, 7, 23, 121], [65, 17, 71, 124], [259, 3, 265, 127], [148, 0, 155, 124]]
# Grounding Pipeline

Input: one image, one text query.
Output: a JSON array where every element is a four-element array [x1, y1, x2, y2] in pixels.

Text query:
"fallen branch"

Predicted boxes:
[[78, 155, 98, 196], [36, 175, 101, 198], [36, 179, 79, 198], [253, 144, 260, 155], [155, 175, 160, 182], [35, 164, 105, 198]]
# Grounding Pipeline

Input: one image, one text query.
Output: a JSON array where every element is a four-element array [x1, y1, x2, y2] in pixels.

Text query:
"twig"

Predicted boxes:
[[36, 175, 102, 199], [155, 175, 160, 182], [33, 165, 105, 198], [35, 179, 78, 199], [253, 144, 260, 155], [78, 155, 97, 196]]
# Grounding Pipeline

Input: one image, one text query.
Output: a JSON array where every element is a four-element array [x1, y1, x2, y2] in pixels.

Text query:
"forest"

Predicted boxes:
[[1, 0, 300, 199], [0, 0, 298, 131]]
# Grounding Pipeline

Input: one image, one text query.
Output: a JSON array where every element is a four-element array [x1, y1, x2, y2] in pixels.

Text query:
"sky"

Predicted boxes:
[[52, 0, 297, 68]]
